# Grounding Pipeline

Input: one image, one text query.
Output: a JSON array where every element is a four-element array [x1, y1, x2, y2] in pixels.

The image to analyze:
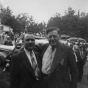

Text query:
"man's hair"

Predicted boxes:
[[24, 32, 35, 40], [46, 27, 60, 35]]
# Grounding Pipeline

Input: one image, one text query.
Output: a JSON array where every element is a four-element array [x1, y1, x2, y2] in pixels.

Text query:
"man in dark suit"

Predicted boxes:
[[10, 33, 41, 88], [78, 44, 87, 82], [4, 36, 13, 46], [41, 27, 78, 88], [73, 44, 82, 82]]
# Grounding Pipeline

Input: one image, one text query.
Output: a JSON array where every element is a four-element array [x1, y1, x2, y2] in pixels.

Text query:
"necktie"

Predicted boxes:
[[30, 51, 39, 77]]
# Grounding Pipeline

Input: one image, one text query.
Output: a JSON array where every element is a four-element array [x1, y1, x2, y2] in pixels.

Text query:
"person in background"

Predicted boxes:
[[4, 36, 13, 46], [10, 33, 41, 88], [40, 27, 78, 88], [73, 44, 83, 82], [73, 44, 79, 62], [78, 44, 87, 82]]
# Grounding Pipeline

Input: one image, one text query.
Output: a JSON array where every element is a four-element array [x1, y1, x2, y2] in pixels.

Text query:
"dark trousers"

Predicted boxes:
[[41, 73, 49, 88], [77, 60, 84, 82]]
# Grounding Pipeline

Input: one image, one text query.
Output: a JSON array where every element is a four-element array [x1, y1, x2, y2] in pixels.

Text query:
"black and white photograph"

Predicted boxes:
[[0, 0, 88, 88]]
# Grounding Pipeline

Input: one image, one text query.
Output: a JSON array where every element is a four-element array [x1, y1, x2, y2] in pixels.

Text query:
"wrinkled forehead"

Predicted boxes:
[[24, 34, 35, 40]]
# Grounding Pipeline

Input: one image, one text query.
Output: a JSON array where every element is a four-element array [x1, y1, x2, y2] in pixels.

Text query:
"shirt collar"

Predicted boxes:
[[24, 48, 33, 53]]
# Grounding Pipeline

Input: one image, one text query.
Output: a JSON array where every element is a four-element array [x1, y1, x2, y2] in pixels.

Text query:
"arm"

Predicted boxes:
[[10, 55, 19, 88], [68, 47, 78, 88]]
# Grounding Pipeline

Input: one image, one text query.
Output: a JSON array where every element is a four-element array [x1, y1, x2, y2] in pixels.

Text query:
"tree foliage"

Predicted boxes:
[[1, 3, 88, 40], [0, 3, 46, 34], [47, 7, 88, 40]]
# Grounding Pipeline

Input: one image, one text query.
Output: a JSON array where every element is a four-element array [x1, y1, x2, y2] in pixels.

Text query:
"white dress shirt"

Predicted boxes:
[[42, 45, 56, 74], [24, 48, 37, 66]]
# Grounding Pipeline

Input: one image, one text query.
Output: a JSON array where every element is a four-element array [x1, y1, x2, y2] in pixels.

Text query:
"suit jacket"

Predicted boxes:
[[41, 43, 78, 88], [81, 48, 87, 66], [79, 48, 87, 66], [75, 50, 81, 62], [10, 50, 41, 88]]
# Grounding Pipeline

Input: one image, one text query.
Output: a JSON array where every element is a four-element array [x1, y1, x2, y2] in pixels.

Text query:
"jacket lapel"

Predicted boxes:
[[41, 44, 49, 58], [49, 43, 66, 76], [20, 50, 35, 77]]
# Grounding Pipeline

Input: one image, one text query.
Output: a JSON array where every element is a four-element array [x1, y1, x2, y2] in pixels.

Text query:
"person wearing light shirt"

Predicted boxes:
[[41, 27, 78, 88]]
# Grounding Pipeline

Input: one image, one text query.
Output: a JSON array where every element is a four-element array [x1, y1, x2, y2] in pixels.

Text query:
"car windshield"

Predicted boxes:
[[68, 38, 77, 42]]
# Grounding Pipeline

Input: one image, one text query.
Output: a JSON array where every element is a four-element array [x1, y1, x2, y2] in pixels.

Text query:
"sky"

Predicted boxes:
[[0, 0, 88, 23]]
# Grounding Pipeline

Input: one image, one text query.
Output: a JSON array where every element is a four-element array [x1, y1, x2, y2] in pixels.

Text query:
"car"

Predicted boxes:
[[0, 36, 71, 67], [78, 38, 86, 44], [61, 35, 70, 40], [67, 37, 86, 45], [0, 45, 15, 66], [0, 38, 49, 66]]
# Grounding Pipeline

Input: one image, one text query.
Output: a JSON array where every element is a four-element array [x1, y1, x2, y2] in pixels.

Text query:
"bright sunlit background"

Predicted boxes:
[[0, 0, 88, 23]]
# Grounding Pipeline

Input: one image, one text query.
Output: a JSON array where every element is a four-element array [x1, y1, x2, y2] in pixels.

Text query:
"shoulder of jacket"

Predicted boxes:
[[41, 43, 49, 49], [60, 43, 73, 52], [11, 50, 23, 60]]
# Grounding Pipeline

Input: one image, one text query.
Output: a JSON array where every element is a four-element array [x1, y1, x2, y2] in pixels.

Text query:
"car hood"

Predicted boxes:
[[0, 45, 15, 51]]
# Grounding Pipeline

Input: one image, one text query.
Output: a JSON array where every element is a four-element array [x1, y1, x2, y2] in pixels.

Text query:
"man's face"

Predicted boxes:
[[47, 30, 60, 47], [24, 34, 35, 51]]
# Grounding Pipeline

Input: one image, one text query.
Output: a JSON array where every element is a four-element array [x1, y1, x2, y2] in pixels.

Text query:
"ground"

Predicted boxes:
[[77, 60, 88, 88], [0, 60, 88, 88]]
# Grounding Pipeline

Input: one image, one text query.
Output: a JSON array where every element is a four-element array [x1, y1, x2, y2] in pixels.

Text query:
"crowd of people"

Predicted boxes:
[[70, 40, 87, 82], [1, 27, 88, 88]]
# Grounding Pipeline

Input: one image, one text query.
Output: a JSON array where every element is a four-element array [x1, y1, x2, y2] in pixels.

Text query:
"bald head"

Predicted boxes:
[[24, 33, 35, 51]]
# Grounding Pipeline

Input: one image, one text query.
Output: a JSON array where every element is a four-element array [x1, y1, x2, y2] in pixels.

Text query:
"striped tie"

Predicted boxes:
[[30, 52, 39, 77]]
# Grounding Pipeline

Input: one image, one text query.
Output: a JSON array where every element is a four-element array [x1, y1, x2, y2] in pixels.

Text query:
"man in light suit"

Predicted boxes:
[[41, 27, 78, 88], [10, 33, 41, 88]]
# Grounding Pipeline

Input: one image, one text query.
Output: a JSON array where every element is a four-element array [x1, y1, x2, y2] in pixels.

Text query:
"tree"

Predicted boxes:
[[47, 13, 62, 28], [27, 21, 46, 34], [47, 7, 80, 36]]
